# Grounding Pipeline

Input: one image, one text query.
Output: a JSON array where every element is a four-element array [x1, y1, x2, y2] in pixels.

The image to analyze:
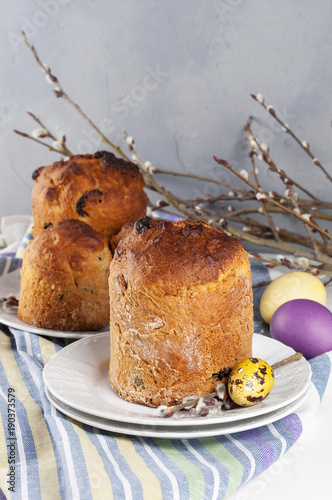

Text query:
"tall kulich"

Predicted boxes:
[[31, 151, 148, 240], [108, 217, 253, 408]]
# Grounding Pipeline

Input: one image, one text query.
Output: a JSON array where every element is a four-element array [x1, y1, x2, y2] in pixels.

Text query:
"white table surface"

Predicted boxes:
[[230, 373, 332, 500], [231, 267, 332, 500]]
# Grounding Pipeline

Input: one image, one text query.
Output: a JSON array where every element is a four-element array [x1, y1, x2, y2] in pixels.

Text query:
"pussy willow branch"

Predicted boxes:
[[153, 202, 332, 269], [28, 111, 74, 157], [244, 101, 331, 260], [130, 149, 332, 270], [148, 168, 250, 195], [249, 152, 280, 241], [16, 38, 332, 273], [14, 111, 73, 157], [251, 94, 332, 183], [245, 117, 318, 201], [213, 157, 332, 240], [22, 31, 128, 162], [146, 166, 332, 210], [229, 205, 332, 222], [13, 129, 72, 156]]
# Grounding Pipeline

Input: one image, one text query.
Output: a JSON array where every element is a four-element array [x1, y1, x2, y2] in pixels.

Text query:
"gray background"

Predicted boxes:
[[1, 0, 331, 224]]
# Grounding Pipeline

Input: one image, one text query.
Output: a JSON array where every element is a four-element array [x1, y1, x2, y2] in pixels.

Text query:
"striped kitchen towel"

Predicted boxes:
[[14, 225, 34, 260], [0, 255, 331, 500]]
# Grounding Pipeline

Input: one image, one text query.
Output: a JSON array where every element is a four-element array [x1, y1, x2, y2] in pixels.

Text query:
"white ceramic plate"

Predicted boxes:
[[45, 384, 308, 439], [0, 269, 108, 338], [43, 332, 312, 427]]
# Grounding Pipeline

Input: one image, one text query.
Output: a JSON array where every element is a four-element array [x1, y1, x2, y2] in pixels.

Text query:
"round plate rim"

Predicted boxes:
[[45, 384, 309, 439], [0, 311, 107, 338], [43, 332, 312, 427]]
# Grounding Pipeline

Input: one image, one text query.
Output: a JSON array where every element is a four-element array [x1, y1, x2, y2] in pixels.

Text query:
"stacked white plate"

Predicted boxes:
[[0, 267, 313, 438], [42, 333, 312, 439]]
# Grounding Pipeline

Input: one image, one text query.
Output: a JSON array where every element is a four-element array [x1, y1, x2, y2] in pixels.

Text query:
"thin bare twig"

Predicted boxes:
[[13, 129, 71, 156], [22, 31, 128, 161], [251, 93, 332, 183], [14, 36, 332, 276], [213, 157, 332, 240]]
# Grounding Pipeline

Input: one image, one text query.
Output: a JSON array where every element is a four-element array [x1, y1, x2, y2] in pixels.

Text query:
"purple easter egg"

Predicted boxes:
[[270, 299, 332, 359]]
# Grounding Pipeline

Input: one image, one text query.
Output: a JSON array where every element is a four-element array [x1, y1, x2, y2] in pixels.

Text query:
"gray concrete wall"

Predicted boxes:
[[1, 0, 331, 223]]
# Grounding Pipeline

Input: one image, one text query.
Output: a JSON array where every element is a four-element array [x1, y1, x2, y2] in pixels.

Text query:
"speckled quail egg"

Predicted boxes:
[[228, 358, 275, 407]]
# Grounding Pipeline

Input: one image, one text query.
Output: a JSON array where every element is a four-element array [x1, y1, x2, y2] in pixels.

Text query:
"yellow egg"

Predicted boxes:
[[260, 271, 326, 324], [228, 358, 275, 407]]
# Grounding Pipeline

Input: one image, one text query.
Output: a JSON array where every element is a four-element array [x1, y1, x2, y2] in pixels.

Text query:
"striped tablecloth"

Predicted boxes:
[[0, 251, 331, 500]]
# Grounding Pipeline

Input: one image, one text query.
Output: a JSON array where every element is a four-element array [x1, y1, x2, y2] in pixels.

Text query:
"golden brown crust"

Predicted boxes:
[[109, 218, 253, 407], [18, 219, 112, 331], [114, 217, 246, 290], [32, 151, 148, 239], [109, 220, 135, 254]]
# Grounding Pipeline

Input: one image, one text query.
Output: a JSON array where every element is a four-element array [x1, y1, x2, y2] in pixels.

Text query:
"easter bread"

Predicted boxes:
[[108, 217, 253, 407], [18, 219, 112, 331], [31, 151, 147, 240]]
